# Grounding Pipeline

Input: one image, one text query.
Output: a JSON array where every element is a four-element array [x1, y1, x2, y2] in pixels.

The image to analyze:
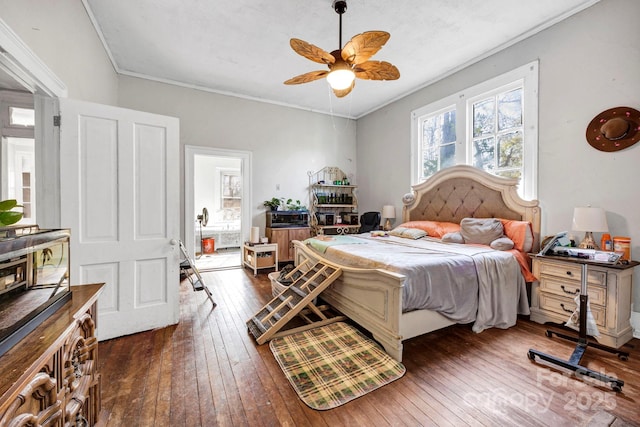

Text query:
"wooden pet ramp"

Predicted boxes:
[[179, 240, 216, 307], [247, 260, 344, 344]]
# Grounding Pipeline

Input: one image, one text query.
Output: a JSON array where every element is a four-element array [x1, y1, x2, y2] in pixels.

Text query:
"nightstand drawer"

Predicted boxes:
[[538, 292, 605, 327], [538, 277, 606, 306], [538, 261, 606, 286]]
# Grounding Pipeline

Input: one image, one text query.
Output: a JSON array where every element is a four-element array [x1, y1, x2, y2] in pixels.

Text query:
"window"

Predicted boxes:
[[220, 169, 241, 221], [412, 61, 538, 199]]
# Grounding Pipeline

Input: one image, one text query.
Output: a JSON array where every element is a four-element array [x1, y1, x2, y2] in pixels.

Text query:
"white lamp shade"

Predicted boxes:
[[382, 205, 396, 219], [572, 207, 608, 232]]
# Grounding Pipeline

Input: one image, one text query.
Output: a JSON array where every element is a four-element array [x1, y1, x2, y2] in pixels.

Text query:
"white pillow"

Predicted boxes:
[[442, 231, 465, 244], [490, 237, 515, 251], [389, 227, 427, 240], [460, 218, 504, 245]]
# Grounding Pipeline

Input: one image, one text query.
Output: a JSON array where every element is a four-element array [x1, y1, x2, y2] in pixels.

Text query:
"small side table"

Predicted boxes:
[[242, 243, 278, 276]]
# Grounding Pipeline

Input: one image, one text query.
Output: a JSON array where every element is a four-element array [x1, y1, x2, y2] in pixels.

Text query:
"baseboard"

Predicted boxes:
[[632, 312, 640, 339]]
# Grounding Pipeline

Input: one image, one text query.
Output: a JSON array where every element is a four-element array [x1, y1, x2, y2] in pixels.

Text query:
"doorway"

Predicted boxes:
[[184, 146, 252, 271]]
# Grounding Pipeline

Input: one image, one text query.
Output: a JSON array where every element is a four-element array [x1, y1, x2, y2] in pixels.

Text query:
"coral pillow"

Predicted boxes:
[[399, 221, 461, 239], [500, 219, 534, 252]]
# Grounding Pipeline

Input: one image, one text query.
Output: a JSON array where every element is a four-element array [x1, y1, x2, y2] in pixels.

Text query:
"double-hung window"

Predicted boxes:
[[411, 61, 538, 199]]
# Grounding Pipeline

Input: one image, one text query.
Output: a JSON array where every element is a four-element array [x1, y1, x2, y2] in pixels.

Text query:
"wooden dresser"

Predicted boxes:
[[530, 256, 636, 348], [0, 284, 104, 426]]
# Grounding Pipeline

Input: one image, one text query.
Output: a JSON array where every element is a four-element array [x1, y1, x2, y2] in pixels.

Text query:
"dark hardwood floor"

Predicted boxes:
[[98, 268, 640, 426]]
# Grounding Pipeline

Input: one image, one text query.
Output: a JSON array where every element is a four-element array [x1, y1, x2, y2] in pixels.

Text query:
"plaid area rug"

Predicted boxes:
[[269, 322, 406, 410]]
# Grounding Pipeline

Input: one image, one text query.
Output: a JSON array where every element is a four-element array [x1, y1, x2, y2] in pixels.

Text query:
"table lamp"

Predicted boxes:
[[382, 205, 396, 231], [572, 206, 608, 249]]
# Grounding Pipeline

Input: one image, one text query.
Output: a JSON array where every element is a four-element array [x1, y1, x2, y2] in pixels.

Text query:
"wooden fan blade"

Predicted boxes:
[[332, 80, 355, 98], [284, 70, 329, 85], [354, 61, 400, 81], [341, 31, 390, 64], [290, 38, 335, 65]]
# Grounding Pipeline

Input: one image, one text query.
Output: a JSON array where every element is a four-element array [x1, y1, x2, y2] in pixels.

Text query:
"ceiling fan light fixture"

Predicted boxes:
[[327, 68, 355, 90], [284, 0, 399, 97]]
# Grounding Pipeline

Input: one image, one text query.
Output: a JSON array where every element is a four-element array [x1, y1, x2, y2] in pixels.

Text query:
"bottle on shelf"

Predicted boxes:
[[601, 233, 612, 251]]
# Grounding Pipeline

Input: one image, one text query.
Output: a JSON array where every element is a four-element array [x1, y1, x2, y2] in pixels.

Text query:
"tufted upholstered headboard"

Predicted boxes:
[[402, 165, 541, 251]]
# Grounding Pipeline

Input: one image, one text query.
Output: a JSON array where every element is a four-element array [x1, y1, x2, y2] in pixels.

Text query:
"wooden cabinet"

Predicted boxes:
[[308, 166, 359, 236], [530, 256, 635, 348], [0, 283, 104, 426], [266, 227, 311, 262]]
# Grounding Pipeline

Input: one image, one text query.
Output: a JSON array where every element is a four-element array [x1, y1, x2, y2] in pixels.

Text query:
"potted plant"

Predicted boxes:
[[0, 199, 23, 226], [284, 199, 307, 211], [263, 197, 282, 211]]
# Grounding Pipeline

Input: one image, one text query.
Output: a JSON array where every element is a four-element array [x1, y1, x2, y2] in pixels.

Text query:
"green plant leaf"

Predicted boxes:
[[0, 211, 23, 226], [0, 199, 18, 211]]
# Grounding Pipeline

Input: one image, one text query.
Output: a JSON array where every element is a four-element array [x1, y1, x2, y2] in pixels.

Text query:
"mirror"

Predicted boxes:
[[0, 90, 36, 225]]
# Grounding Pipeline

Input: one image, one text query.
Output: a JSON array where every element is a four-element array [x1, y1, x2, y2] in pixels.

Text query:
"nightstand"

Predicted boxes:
[[242, 243, 278, 276], [530, 255, 638, 348]]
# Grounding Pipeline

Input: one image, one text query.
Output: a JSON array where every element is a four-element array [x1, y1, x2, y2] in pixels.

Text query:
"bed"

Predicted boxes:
[[293, 165, 541, 361]]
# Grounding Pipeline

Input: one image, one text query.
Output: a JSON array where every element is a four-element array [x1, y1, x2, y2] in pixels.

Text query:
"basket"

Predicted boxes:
[[268, 271, 316, 304], [269, 271, 289, 297]]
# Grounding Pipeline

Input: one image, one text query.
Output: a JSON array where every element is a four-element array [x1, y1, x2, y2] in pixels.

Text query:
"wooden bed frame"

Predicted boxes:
[[293, 165, 541, 361]]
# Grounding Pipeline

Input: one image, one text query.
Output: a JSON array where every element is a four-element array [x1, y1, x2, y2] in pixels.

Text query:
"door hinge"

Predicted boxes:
[[53, 115, 61, 127]]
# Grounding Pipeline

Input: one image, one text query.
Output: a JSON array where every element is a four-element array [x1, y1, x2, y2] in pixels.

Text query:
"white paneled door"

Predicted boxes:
[[59, 99, 180, 340]]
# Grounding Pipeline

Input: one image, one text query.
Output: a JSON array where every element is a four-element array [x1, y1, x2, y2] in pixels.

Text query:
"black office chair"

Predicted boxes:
[[359, 211, 381, 233]]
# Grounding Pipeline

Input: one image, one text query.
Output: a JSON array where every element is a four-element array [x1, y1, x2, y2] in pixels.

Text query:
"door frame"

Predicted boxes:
[[184, 145, 252, 259]]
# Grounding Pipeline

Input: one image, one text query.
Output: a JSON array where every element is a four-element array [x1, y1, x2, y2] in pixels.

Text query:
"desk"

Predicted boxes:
[[243, 243, 278, 276]]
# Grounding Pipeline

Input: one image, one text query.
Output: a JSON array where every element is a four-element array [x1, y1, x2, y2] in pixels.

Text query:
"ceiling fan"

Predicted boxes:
[[284, 0, 400, 98]]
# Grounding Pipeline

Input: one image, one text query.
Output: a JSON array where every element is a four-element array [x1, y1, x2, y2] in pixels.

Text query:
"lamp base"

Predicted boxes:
[[578, 231, 600, 250], [383, 218, 392, 231]]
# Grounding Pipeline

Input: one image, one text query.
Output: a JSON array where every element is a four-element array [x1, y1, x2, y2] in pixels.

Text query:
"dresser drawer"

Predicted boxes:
[[538, 292, 605, 327], [538, 276, 606, 306], [538, 261, 606, 286]]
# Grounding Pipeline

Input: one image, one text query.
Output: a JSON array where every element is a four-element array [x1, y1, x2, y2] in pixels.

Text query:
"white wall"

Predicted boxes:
[[357, 0, 640, 315], [116, 76, 357, 235], [0, 0, 118, 105]]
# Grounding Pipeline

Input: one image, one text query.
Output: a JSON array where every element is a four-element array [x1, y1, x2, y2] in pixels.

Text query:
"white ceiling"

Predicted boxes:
[[84, 0, 598, 119]]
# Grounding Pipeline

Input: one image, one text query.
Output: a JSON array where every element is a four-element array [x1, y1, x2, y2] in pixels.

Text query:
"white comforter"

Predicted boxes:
[[306, 234, 529, 332]]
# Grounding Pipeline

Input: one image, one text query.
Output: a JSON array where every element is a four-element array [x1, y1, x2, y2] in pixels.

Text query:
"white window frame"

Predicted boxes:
[[411, 61, 538, 199]]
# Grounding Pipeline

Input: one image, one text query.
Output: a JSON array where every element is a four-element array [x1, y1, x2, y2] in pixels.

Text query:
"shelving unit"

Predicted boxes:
[[308, 166, 359, 235]]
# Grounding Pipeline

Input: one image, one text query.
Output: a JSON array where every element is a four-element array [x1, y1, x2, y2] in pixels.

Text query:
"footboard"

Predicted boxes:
[[293, 240, 405, 360]]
